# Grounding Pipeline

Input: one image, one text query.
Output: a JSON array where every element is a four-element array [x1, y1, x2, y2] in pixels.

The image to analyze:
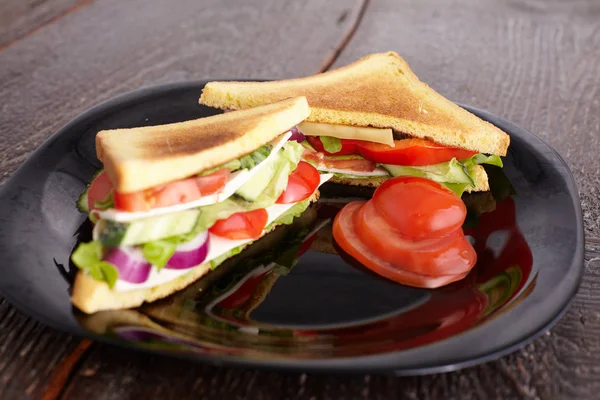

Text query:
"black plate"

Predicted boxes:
[[0, 81, 584, 375]]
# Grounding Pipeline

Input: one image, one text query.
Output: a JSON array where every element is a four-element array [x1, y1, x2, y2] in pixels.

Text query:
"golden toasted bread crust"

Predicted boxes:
[[71, 190, 320, 314], [200, 52, 509, 156], [328, 165, 489, 192], [97, 97, 310, 193]]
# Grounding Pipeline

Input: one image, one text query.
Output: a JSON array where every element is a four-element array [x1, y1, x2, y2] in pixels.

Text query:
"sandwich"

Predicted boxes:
[[199, 52, 510, 195], [71, 97, 333, 314]]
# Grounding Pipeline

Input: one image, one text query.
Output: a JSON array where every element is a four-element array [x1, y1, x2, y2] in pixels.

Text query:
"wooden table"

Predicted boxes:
[[1, 0, 598, 398]]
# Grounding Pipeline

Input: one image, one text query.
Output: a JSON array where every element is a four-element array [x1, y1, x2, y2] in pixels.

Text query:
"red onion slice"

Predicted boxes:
[[103, 247, 151, 283], [166, 231, 210, 270], [289, 126, 305, 142]]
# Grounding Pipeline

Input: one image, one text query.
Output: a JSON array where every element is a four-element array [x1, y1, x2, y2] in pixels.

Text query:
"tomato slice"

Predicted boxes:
[[276, 161, 320, 204], [306, 137, 360, 156], [333, 202, 469, 288], [355, 201, 476, 275], [357, 138, 477, 166], [321, 157, 377, 172], [114, 169, 230, 212], [87, 171, 114, 212], [209, 208, 268, 240], [373, 177, 466, 239]]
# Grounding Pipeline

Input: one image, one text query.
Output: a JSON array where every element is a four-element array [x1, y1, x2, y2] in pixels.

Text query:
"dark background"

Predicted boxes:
[[1, 0, 599, 399]]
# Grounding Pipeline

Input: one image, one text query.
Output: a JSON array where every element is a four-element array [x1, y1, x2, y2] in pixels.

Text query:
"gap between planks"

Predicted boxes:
[[317, 0, 370, 72], [41, 340, 93, 400]]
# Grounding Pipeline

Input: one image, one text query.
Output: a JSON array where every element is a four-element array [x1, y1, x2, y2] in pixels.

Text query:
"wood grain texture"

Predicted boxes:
[[0, 299, 82, 399], [0, 0, 87, 49], [0, 0, 365, 398], [0, 0, 365, 185]]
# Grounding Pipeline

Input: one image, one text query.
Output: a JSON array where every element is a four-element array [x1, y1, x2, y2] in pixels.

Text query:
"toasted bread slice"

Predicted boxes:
[[97, 96, 310, 193], [200, 52, 509, 156], [71, 190, 320, 314], [328, 164, 489, 192]]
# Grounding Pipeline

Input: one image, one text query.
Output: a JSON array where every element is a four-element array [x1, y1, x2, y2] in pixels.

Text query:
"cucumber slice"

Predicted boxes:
[[76, 190, 89, 213], [97, 209, 201, 247], [236, 159, 278, 202], [76, 169, 105, 213]]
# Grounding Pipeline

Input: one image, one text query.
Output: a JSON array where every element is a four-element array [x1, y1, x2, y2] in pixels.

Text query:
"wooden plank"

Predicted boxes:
[[0, 0, 87, 49], [0, 0, 366, 398]]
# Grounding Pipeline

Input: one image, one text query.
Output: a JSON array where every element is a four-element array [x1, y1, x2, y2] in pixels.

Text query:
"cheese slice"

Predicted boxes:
[[99, 132, 292, 222], [297, 122, 394, 146], [113, 173, 333, 292]]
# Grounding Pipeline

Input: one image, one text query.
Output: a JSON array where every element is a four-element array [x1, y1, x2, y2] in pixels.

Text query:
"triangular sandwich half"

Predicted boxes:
[[71, 97, 333, 313], [199, 52, 510, 195]]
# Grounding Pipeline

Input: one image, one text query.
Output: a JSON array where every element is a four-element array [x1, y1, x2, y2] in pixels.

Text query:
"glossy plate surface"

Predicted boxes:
[[0, 81, 584, 374]]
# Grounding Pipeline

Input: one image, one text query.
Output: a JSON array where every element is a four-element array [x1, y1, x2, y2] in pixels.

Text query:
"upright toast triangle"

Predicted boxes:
[[97, 96, 310, 193], [199, 52, 510, 156]]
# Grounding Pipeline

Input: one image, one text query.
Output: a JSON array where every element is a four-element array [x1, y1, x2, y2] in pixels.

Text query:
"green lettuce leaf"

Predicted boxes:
[[210, 245, 245, 270], [142, 240, 178, 270], [464, 154, 503, 168], [239, 144, 272, 170], [71, 241, 119, 288], [268, 198, 311, 228], [200, 145, 271, 176], [381, 154, 503, 196], [319, 136, 342, 153]]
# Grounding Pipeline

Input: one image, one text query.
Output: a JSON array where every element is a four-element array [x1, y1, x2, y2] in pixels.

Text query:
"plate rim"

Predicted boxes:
[[0, 80, 585, 375]]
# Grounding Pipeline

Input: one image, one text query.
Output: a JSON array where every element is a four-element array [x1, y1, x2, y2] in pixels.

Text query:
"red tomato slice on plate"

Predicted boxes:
[[357, 138, 477, 166], [87, 170, 114, 211], [373, 177, 466, 239], [332, 202, 469, 288], [276, 161, 320, 204], [114, 169, 230, 212], [209, 208, 268, 240], [306, 137, 360, 156], [355, 201, 476, 276]]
